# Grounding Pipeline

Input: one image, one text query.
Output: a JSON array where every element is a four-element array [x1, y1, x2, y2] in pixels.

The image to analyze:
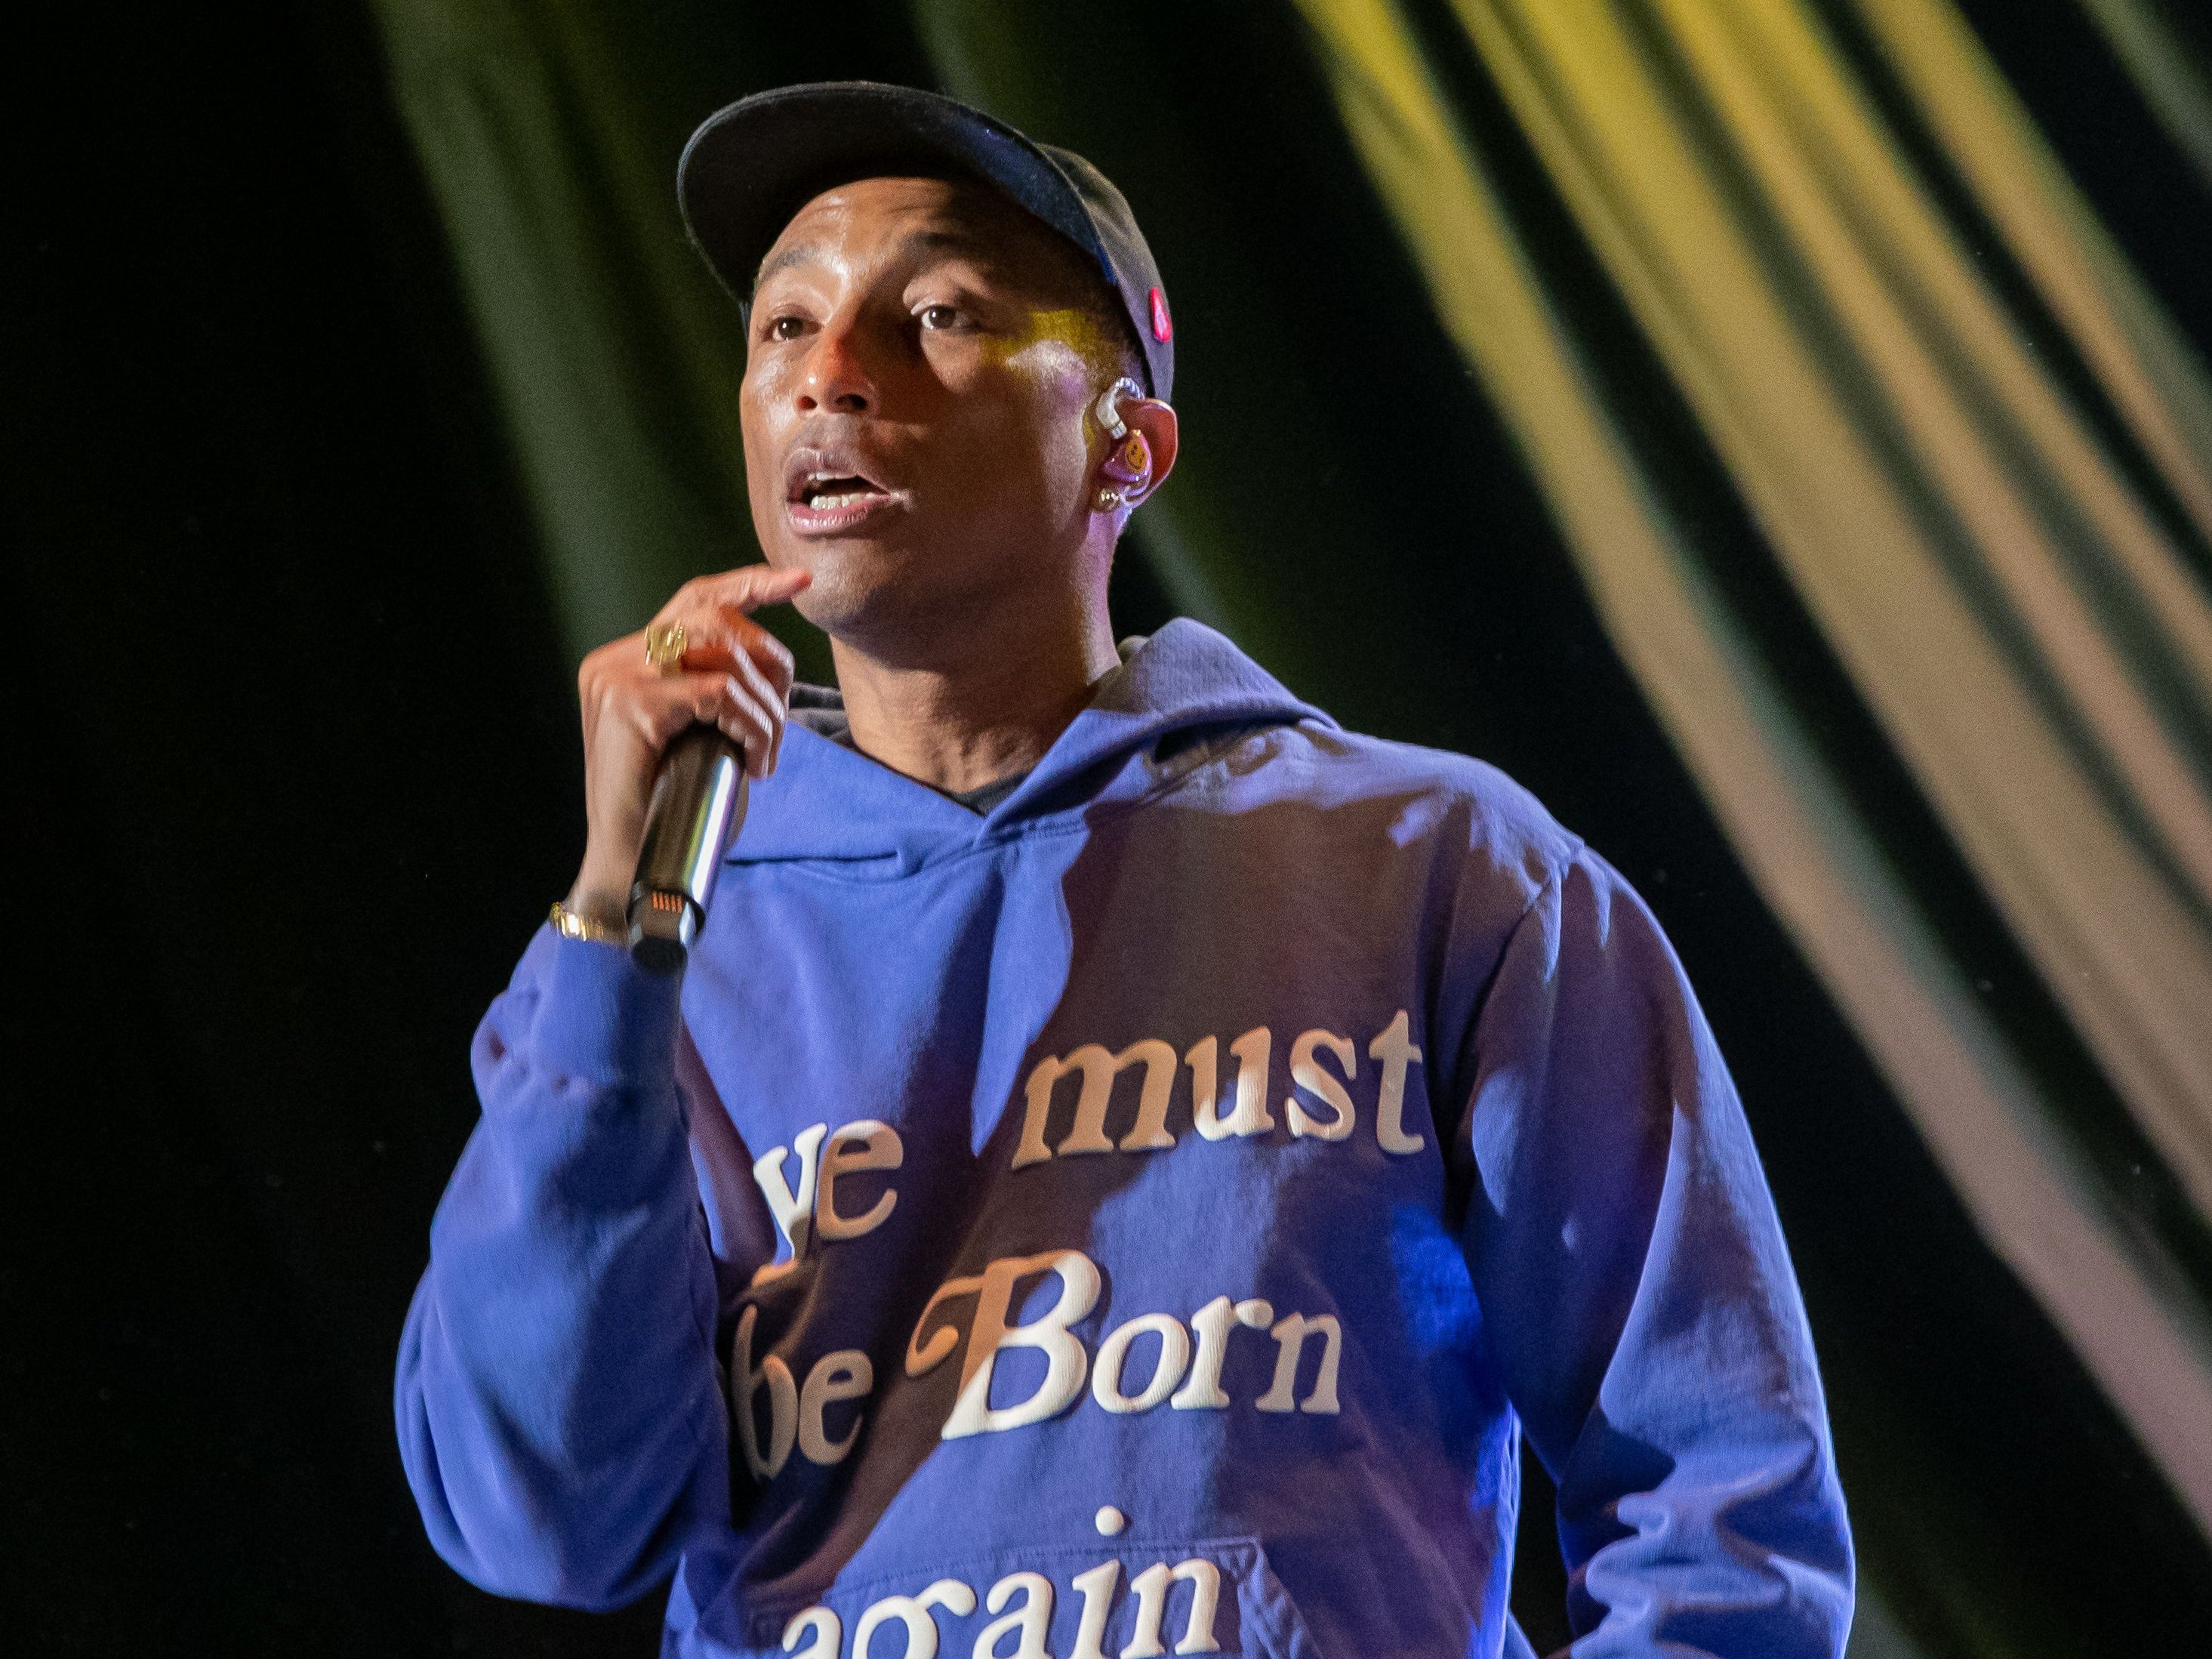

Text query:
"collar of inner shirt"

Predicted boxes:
[[787, 637, 1146, 818]]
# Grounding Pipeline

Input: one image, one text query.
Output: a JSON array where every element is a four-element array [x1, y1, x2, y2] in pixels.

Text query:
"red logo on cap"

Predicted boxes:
[[1148, 287, 1172, 344]]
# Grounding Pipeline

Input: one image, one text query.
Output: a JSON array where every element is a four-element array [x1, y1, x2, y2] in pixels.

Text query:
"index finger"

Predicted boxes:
[[697, 563, 812, 615]]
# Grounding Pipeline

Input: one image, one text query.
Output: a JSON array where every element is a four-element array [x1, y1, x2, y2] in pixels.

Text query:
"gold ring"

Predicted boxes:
[[644, 621, 686, 677]]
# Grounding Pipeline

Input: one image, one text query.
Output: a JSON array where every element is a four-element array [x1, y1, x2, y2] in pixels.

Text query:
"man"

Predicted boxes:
[[397, 82, 1851, 1659]]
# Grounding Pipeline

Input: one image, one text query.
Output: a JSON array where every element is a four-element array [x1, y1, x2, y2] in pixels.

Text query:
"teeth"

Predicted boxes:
[[806, 491, 872, 510]]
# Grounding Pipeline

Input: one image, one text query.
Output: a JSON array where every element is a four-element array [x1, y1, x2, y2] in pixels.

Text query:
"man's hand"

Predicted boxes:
[[567, 564, 812, 922]]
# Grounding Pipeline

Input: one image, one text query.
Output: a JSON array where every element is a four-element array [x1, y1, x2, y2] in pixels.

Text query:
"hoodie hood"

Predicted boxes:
[[733, 619, 1329, 870]]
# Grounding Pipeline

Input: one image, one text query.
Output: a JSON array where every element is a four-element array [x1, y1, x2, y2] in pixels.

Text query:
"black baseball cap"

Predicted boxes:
[[677, 82, 1174, 401]]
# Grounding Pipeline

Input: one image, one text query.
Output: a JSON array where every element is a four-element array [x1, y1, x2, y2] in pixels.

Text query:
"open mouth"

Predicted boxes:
[[783, 454, 900, 535], [793, 473, 886, 511]]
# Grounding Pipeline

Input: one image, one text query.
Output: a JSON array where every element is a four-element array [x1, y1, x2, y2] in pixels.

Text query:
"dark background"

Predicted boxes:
[[8, 2, 2212, 1654]]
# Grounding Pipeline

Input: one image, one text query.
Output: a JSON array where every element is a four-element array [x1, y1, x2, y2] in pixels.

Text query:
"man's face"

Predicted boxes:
[[741, 174, 1123, 654]]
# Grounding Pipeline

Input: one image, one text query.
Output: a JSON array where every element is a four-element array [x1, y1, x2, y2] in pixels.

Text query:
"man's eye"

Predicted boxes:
[[918, 304, 962, 331], [766, 315, 807, 341]]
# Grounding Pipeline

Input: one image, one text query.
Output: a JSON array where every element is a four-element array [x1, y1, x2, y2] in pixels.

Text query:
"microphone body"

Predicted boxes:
[[628, 728, 748, 973]]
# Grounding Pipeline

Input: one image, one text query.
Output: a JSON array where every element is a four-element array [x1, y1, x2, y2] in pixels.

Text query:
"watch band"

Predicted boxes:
[[549, 899, 625, 946]]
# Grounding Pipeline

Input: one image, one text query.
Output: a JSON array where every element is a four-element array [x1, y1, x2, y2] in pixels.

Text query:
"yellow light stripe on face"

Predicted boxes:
[[984, 307, 1120, 381]]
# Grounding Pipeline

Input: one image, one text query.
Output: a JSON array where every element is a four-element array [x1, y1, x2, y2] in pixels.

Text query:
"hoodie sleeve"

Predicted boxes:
[[393, 927, 729, 1609], [1453, 848, 1852, 1658]]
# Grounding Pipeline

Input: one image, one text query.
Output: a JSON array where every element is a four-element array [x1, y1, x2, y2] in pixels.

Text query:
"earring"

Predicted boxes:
[[1095, 486, 1124, 512]]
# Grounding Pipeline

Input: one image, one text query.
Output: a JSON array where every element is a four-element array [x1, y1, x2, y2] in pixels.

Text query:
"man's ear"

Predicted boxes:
[[1098, 397, 1178, 508]]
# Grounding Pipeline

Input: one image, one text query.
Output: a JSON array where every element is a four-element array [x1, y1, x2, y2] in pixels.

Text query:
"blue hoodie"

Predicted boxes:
[[396, 621, 1850, 1658]]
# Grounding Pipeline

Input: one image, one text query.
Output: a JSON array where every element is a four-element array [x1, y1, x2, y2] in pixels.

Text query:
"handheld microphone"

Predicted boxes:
[[627, 727, 748, 974]]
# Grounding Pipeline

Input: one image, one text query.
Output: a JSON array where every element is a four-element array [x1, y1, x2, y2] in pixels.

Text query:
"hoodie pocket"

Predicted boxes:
[[732, 1534, 1326, 1659], [1230, 1540, 1327, 1659]]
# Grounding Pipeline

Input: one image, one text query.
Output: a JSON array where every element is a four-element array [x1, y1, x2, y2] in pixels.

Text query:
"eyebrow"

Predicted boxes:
[[750, 226, 1012, 296], [753, 242, 822, 290]]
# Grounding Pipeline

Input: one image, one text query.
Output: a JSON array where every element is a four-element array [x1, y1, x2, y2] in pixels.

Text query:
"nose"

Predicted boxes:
[[797, 315, 876, 415]]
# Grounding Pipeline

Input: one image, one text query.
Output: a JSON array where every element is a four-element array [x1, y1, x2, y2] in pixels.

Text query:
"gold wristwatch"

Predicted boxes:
[[549, 899, 625, 946]]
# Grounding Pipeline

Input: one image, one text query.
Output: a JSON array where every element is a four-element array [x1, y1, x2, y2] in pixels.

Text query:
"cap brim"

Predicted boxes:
[[679, 82, 1113, 312]]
